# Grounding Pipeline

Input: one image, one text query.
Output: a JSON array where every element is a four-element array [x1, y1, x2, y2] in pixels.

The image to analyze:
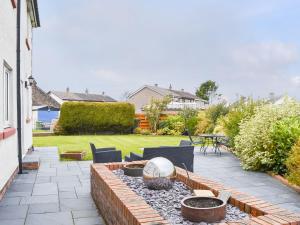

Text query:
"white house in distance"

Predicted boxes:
[[49, 88, 117, 105], [127, 84, 208, 113], [0, 0, 40, 199]]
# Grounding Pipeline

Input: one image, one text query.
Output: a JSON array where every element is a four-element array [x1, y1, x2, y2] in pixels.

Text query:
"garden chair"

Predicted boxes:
[[187, 130, 206, 151], [214, 137, 230, 156], [90, 143, 122, 163], [125, 146, 194, 172], [179, 140, 193, 146]]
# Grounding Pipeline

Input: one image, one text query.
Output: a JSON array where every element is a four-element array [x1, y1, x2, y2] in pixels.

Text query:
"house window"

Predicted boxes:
[[3, 64, 12, 127]]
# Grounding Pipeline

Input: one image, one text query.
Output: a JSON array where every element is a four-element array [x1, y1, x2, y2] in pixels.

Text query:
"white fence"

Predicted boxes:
[[167, 102, 207, 110]]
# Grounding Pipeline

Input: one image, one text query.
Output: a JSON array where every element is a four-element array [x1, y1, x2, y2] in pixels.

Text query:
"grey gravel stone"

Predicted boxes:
[[113, 169, 249, 225]]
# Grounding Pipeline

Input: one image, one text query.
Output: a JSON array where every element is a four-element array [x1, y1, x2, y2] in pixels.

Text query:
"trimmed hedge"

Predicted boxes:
[[57, 102, 135, 134]]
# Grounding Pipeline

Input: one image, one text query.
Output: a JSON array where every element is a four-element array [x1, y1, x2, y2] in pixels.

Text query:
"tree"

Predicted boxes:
[[196, 80, 219, 103], [179, 107, 198, 134], [143, 96, 171, 132]]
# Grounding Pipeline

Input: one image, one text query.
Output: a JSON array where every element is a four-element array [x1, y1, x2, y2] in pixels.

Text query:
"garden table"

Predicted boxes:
[[198, 134, 226, 155]]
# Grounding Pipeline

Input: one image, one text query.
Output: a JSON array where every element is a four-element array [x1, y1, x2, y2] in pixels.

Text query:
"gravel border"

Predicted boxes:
[[113, 169, 249, 225]]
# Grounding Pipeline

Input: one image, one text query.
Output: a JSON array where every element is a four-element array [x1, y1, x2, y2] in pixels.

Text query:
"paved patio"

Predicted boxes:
[[194, 148, 300, 213], [0, 147, 105, 225], [0, 147, 300, 225]]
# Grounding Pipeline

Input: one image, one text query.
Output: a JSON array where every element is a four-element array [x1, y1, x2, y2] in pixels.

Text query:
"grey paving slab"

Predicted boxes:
[[59, 191, 77, 199], [194, 147, 300, 213], [60, 197, 96, 211], [74, 217, 105, 225], [0, 197, 21, 206], [20, 194, 59, 205], [0, 205, 28, 219], [28, 203, 60, 214], [25, 212, 73, 225], [0, 219, 25, 225], [32, 182, 58, 196], [71, 209, 99, 219]]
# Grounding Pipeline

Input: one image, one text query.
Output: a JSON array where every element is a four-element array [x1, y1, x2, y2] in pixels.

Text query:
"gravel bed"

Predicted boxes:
[[113, 169, 249, 225]]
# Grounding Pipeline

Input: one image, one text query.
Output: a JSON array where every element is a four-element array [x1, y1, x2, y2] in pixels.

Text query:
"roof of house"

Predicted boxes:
[[32, 83, 60, 109], [50, 91, 117, 102], [27, 0, 40, 27], [129, 85, 201, 100]]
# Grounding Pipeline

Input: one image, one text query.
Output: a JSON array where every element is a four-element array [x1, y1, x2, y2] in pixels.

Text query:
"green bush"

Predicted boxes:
[[195, 103, 228, 134], [179, 108, 198, 135], [57, 102, 135, 134], [158, 115, 185, 135], [286, 139, 300, 186], [222, 98, 261, 147], [196, 111, 211, 134], [269, 117, 300, 174], [235, 100, 300, 172]]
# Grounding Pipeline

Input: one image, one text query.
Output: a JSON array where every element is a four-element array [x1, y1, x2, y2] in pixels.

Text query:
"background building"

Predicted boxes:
[[49, 88, 116, 105], [128, 84, 208, 113]]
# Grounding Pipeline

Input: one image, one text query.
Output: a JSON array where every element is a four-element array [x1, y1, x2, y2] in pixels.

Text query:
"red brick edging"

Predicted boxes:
[[91, 161, 300, 225]]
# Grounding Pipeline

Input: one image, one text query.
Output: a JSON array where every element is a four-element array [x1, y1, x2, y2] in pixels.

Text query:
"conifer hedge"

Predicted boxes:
[[56, 102, 135, 134]]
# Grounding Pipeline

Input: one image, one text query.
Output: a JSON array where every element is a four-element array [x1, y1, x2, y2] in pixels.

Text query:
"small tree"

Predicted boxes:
[[196, 80, 220, 103], [143, 96, 171, 133], [179, 107, 198, 135]]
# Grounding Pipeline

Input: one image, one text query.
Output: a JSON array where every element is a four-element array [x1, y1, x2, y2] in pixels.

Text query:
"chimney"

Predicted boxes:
[[181, 88, 184, 92], [85, 88, 89, 94], [102, 91, 105, 95], [154, 83, 158, 87], [66, 87, 70, 93], [169, 84, 172, 90]]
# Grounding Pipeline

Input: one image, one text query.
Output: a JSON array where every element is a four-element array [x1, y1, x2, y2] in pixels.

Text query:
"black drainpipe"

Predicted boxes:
[[17, 0, 23, 174]]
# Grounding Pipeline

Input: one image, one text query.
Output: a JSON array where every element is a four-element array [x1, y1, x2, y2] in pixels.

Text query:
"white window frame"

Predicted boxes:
[[3, 62, 13, 128]]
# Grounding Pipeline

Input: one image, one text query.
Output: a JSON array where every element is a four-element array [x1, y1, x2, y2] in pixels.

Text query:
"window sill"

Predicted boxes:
[[0, 128, 16, 141]]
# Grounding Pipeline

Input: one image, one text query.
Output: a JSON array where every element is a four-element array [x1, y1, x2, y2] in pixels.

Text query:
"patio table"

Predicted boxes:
[[198, 134, 226, 155]]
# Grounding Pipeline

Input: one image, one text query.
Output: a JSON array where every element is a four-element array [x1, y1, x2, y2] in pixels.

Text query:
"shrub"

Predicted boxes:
[[57, 102, 135, 134], [205, 103, 229, 133], [221, 98, 261, 147], [235, 100, 300, 172], [196, 111, 211, 134], [140, 129, 151, 135], [269, 117, 300, 174], [143, 97, 171, 132], [133, 127, 142, 134], [158, 115, 185, 135], [179, 107, 198, 135], [286, 139, 300, 186]]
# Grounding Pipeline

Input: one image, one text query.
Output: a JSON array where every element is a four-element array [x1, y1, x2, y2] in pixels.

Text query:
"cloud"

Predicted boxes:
[[231, 42, 298, 71], [92, 69, 124, 83], [33, 0, 300, 101], [291, 76, 300, 86]]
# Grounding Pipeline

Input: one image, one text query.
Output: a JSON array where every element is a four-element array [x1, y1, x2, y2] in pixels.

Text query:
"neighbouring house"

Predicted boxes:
[[32, 81, 60, 130], [0, 0, 40, 198], [49, 88, 116, 105], [128, 84, 208, 112]]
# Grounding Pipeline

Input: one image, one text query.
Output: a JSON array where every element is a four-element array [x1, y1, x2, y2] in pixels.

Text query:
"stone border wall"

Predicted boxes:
[[91, 161, 300, 225]]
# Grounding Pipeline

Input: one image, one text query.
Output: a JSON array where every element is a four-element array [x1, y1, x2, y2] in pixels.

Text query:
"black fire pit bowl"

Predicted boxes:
[[123, 164, 144, 177]]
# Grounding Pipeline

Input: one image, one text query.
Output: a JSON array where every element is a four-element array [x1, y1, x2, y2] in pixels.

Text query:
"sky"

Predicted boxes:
[[33, 0, 300, 102]]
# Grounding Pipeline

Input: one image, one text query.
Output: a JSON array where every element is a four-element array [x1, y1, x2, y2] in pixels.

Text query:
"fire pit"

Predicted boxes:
[[181, 196, 226, 223], [123, 164, 144, 177]]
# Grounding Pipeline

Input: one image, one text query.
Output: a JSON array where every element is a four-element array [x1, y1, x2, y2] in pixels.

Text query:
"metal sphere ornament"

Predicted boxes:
[[143, 157, 176, 190]]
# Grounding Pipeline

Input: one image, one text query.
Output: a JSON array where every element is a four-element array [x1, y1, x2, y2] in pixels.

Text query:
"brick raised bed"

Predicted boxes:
[[91, 161, 300, 225]]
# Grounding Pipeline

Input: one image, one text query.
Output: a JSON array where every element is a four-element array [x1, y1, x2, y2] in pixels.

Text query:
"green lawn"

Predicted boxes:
[[33, 135, 189, 160]]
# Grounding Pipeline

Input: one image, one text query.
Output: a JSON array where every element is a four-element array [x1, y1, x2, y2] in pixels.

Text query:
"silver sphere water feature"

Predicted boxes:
[[143, 157, 176, 190]]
